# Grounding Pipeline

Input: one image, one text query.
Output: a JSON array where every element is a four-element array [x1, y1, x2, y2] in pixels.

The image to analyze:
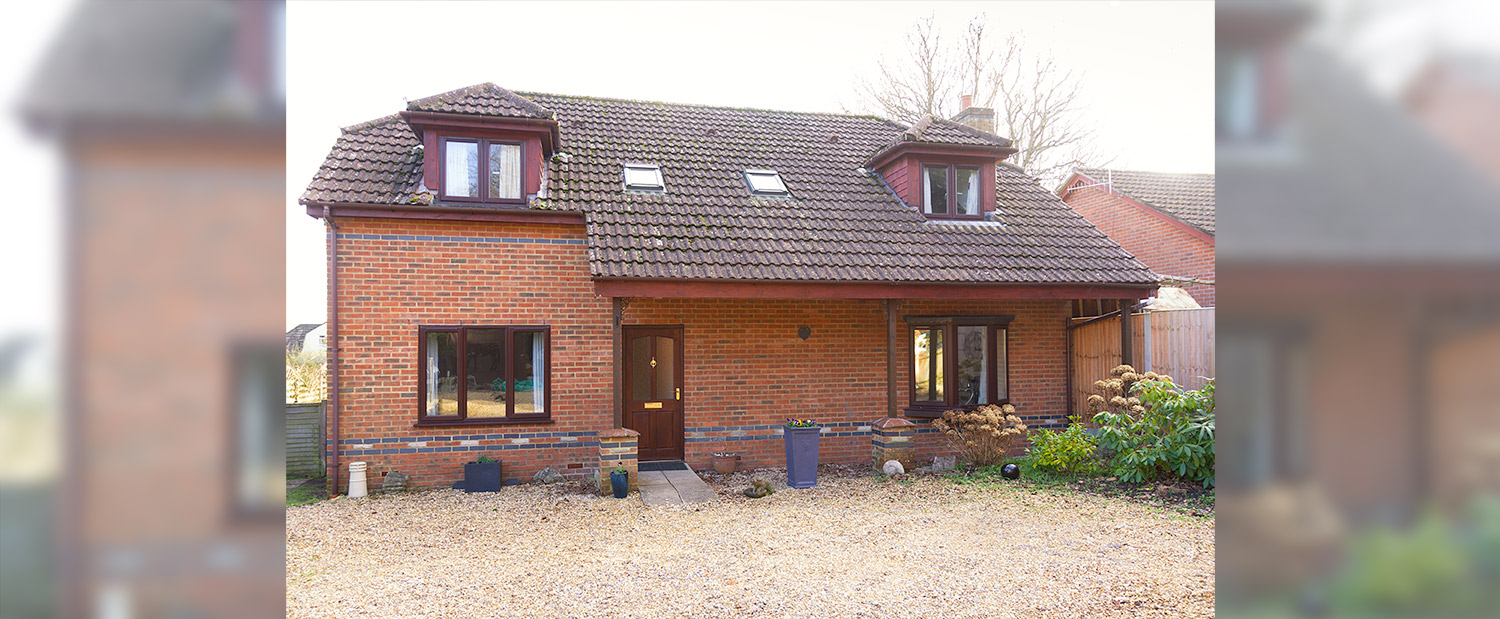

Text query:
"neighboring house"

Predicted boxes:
[[1403, 54, 1500, 185], [286, 322, 325, 354], [1058, 168, 1216, 306], [21, 1, 286, 617], [302, 82, 1158, 493]]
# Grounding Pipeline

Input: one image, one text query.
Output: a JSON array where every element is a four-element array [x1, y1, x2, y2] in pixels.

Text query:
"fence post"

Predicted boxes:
[[1142, 311, 1153, 373]]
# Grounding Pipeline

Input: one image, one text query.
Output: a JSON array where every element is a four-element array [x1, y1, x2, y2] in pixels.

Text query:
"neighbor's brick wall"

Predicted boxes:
[[327, 218, 611, 492], [1062, 183, 1216, 306]]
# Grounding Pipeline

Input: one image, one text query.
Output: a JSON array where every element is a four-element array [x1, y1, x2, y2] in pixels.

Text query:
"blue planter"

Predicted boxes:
[[463, 461, 502, 493], [784, 426, 821, 488], [609, 471, 629, 498]]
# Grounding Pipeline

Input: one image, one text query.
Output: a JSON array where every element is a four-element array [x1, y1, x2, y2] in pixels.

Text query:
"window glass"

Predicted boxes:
[[630, 336, 652, 400], [746, 170, 788, 194], [654, 335, 675, 401], [625, 165, 664, 190], [955, 168, 980, 215], [445, 141, 479, 198], [1217, 49, 1260, 140], [923, 166, 948, 214], [489, 143, 523, 200], [425, 331, 459, 416], [464, 328, 508, 418], [956, 326, 988, 405], [512, 331, 546, 415], [913, 328, 944, 401], [995, 329, 1008, 400]]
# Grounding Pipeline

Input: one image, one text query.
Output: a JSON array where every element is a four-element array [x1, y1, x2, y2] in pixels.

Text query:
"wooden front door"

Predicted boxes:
[[622, 325, 684, 461]]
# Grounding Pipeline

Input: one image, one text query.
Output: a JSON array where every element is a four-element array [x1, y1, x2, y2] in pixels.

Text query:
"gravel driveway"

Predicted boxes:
[[286, 468, 1213, 618]]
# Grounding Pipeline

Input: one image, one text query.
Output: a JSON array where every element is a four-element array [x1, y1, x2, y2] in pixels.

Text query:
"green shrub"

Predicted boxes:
[[1027, 421, 1100, 475], [1092, 368, 1215, 487]]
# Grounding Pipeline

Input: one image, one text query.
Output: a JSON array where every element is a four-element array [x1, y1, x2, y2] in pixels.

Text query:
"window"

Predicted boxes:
[[906, 315, 1011, 416], [623, 163, 665, 191], [745, 169, 789, 195], [440, 137, 524, 203], [1217, 47, 1264, 141], [921, 164, 981, 218], [418, 325, 550, 424]]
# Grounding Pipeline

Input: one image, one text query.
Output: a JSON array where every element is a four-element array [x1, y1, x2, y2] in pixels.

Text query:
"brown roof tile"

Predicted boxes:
[[406, 82, 553, 119]]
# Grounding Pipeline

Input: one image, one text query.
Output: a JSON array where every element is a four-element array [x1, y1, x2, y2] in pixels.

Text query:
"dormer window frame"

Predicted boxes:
[[744, 168, 791, 197], [920, 162, 983, 220], [438, 135, 527, 205]]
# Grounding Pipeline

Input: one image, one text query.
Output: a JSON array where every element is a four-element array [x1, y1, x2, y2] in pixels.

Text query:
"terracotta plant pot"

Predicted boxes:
[[712, 454, 741, 475]]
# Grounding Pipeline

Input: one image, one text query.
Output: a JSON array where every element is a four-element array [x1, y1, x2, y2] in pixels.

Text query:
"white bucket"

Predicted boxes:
[[348, 461, 368, 498]]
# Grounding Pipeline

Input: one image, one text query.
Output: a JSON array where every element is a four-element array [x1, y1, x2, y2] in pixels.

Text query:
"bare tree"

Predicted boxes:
[[851, 16, 1111, 185]]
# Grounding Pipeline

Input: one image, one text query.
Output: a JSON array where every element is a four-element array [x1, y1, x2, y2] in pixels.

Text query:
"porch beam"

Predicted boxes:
[[612, 297, 625, 428], [593, 278, 1154, 300]]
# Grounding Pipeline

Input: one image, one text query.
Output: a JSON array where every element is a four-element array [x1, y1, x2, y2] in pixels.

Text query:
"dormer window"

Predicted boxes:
[[745, 169, 789, 196], [922, 164, 980, 218], [440, 137, 524, 203], [623, 163, 665, 191]]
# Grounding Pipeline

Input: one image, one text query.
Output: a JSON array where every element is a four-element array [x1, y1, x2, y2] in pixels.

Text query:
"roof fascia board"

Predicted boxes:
[[866, 142, 1016, 170], [305, 201, 584, 225], [593, 278, 1154, 300]]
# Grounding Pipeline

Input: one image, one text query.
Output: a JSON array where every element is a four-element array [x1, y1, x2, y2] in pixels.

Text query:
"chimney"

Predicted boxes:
[[951, 94, 995, 134]]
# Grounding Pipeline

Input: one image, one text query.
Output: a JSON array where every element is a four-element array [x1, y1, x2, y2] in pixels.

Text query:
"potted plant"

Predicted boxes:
[[463, 454, 502, 493], [712, 451, 741, 475], [783, 419, 821, 488], [609, 466, 630, 499]]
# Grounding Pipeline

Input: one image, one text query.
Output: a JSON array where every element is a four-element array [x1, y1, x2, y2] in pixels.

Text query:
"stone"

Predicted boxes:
[[381, 471, 409, 494], [533, 467, 565, 484], [932, 456, 957, 471], [882, 460, 905, 476]]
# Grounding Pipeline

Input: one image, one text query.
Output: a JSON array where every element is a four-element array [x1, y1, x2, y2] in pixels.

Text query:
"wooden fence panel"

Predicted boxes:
[[1070, 308, 1214, 418], [286, 402, 325, 478]]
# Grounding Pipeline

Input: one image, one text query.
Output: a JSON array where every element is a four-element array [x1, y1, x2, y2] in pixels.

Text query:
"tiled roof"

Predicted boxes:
[[1074, 168, 1216, 235], [302, 86, 1155, 287], [406, 83, 553, 119], [866, 115, 1014, 165]]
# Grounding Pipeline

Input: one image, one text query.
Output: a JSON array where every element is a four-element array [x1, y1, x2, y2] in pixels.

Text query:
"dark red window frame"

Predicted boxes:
[[416, 325, 552, 426], [920, 163, 983, 220], [904, 315, 1012, 418], [437, 137, 526, 205]]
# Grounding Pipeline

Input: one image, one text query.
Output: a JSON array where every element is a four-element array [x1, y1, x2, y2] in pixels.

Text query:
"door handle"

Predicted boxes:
[[675, 388, 681, 400]]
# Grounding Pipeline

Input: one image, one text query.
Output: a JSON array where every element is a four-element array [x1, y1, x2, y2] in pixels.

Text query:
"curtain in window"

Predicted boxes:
[[490, 143, 522, 200], [959, 170, 980, 215], [531, 332, 545, 412], [446, 142, 478, 197]]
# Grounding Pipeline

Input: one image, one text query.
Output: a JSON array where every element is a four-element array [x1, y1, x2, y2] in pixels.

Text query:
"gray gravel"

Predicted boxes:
[[287, 468, 1213, 618]]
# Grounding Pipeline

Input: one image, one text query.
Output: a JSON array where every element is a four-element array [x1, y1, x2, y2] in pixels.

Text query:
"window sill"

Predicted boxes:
[[414, 417, 555, 428]]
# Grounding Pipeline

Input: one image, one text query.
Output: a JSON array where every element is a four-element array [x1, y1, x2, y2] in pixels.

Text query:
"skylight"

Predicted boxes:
[[745, 169, 788, 195], [623, 163, 664, 191]]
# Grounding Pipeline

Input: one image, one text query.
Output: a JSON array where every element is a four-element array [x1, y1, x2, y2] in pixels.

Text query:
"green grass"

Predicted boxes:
[[947, 456, 1215, 517], [287, 479, 327, 507]]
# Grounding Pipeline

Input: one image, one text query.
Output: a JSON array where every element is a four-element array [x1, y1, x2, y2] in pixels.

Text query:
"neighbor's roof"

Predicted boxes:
[[1072, 168, 1216, 235], [302, 84, 1156, 286]]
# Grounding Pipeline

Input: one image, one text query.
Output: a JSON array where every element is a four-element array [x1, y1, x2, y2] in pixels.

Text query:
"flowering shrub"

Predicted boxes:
[[1027, 420, 1100, 474], [785, 419, 818, 428], [1090, 365, 1215, 487], [931, 404, 1027, 466]]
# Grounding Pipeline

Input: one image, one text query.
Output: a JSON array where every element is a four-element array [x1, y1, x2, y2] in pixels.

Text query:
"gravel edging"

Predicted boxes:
[[287, 468, 1213, 618]]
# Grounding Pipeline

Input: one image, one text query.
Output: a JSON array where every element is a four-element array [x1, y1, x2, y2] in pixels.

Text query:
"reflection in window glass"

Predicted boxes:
[[654, 336, 675, 400], [425, 331, 459, 415], [746, 170, 788, 194], [445, 141, 478, 197], [489, 143, 522, 200], [995, 329, 1008, 400], [513, 331, 546, 415], [913, 328, 944, 401], [464, 328, 507, 418], [625, 164, 664, 190], [923, 166, 948, 214], [955, 168, 979, 215], [956, 326, 988, 405], [630, 336, 652, 400]]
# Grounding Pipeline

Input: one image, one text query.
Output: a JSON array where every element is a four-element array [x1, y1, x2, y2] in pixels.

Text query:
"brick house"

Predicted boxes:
[[302, 83, 1158, 494], [1058, 168, 1216, 306]]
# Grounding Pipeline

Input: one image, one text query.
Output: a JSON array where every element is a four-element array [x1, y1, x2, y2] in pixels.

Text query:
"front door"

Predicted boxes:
[[622, 325, 684, 461]]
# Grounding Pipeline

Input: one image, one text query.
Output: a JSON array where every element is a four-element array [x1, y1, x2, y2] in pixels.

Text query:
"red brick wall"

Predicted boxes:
[[328, 220, 1075, 488], [1062, 183, 1216, 306]]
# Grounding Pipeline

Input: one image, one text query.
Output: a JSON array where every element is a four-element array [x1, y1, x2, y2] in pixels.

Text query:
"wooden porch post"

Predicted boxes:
[[1120, 298, 1134, 368], [612, 297, 625, 427], [886, 299, 898, 418]]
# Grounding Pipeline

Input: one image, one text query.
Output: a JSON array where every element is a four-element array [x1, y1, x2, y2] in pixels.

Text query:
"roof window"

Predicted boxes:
[[623, 163, 664, 191], [745, 169, 788, 195]]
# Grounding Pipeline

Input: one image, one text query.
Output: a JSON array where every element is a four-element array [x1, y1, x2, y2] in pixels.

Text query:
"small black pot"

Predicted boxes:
[[464, 461, 502, 493], [609, 470, 629, 498], [1001, 463, 1021, 480]]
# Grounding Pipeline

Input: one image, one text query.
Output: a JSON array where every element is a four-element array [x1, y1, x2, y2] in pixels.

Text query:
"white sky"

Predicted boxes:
[[285, 0, 1216, 327]]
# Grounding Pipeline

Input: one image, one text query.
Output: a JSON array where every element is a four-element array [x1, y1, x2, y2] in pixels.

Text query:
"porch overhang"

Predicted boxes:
[[593, 277, 1155, 300]]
